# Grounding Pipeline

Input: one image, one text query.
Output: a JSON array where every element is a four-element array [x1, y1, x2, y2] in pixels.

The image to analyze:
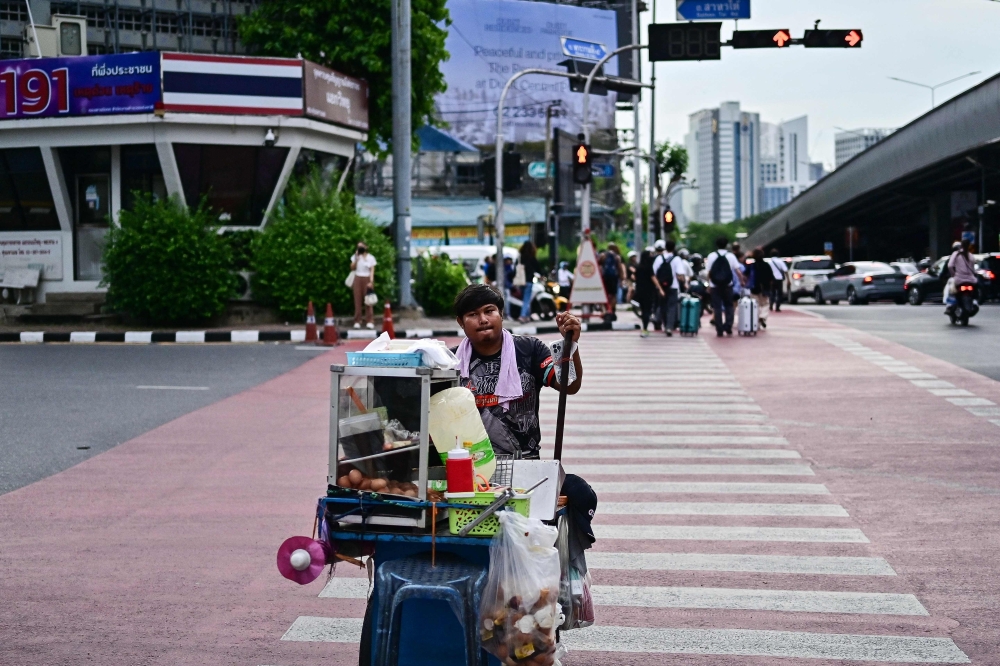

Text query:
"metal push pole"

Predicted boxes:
[[581, 44, 647, 235], [391, 0, 414, 306]]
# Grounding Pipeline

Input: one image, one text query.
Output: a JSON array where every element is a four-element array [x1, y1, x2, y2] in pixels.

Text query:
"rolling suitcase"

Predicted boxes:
[[680, 295, 701, 336], [737, 294, 758, 336]]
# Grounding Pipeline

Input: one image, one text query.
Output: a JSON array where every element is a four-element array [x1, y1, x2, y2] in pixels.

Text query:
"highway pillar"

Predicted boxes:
[[927, 193, 952, 259]]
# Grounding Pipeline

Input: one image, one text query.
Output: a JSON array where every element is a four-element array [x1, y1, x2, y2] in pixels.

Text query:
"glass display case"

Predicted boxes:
[[329, 364, 461, 529]]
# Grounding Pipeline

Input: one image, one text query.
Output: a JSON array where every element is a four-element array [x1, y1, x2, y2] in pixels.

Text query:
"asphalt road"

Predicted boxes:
[[0, 344, 326, 495], [799, 302, 1000, 382]]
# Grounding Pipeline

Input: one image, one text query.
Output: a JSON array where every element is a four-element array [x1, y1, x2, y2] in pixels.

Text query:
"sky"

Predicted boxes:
[[631, 0, 1000, 170]]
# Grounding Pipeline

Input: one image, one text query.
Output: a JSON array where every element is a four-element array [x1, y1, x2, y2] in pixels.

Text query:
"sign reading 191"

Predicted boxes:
[[0, 69, 71, 114]]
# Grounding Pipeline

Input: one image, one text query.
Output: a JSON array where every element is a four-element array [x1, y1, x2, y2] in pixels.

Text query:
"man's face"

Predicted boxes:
[[457, 303, 503, 348]]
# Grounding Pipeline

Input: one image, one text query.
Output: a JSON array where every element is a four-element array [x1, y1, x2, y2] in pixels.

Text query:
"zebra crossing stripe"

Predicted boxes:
[[554, 424, 778, 433], [593, 524, 868, 542], [587, 552, 894, 575], [549, 436, 788, 446], [598, 501, 846, 516], [567, 463, 813, 476], [590, 585, 927, 615], [562, 448, 800, 459], [559, 625, 969, 662], [590, 481, 829, 494]]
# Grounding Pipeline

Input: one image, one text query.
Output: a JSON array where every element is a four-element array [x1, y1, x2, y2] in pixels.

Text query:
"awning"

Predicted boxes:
[[416, 125, 479, 153], [356, 196, 546, 228]]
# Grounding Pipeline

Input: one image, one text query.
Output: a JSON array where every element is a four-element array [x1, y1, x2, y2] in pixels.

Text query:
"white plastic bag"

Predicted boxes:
[[480, 511, 564, 665]]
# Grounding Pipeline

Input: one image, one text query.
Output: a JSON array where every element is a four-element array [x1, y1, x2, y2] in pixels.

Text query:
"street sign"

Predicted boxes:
[[528, 162, 554, 179], [591, 162, 615, 178], [560, 37, 608, 61], [648, 22, 722, 62], [731, 29, 791, 49], [676, 0, 749, 21]]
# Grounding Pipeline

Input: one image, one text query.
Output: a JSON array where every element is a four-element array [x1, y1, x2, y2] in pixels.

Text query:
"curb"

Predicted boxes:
[[1, 321, 638, 344]]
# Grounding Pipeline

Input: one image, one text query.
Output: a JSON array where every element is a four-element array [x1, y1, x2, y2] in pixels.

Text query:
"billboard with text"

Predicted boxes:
[[437, 0, 619, 146]]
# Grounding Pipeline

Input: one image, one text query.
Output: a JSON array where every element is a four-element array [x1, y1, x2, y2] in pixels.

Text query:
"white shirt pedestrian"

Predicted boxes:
[[705, 249, 742, 285], [353, 251, 377, 277], [767, 256, 787, 280], [652, 252, 678, 290]]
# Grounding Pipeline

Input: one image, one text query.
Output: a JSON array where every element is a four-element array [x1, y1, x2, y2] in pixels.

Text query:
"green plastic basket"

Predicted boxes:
[[447, 491, 530, 537]]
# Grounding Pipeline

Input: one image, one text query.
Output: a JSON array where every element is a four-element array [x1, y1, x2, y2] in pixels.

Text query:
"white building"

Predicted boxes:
[[835, 128, 895, 168], [758, 116, 817, 214], [685, 102, 760, 224]]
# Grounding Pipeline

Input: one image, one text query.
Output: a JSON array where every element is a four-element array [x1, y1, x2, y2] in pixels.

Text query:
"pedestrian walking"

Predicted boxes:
[[749, 247, 773, 329], [557, 261, 573, 291], [518, 241, 542, 323], [502, 256, 515, 319], [349, 242, 377, 329], [624, 250, 638, 303], [653, 239, 683, 336], [634, 249, 656, 338], [705, 236, 742, 337], [767, 249, 787, 311]]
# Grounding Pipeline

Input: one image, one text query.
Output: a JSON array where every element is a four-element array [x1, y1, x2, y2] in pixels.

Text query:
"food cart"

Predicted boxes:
[[278, 342, 582, 666]]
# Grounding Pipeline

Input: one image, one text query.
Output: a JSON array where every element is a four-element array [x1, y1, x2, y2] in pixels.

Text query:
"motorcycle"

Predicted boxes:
[[945, 279, 979, 326], [687, 275, 713, 316], [507, 276, 558, 320]]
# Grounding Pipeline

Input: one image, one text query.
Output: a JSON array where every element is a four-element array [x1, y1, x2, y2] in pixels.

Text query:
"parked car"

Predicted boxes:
[[977, 254, 999, 302], [785, 256, 837, 304], [815, 261, 906, 305], [890, 261, 919, 276], [904, 256, 950, 305]]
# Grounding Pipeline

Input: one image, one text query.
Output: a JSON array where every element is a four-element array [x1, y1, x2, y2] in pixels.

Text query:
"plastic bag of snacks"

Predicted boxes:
[[555, 516, 595, 631], [480, 511, 566, 666]]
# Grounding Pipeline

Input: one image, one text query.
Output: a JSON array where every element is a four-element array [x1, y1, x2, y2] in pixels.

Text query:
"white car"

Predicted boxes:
[[785, 255, 837, 304]]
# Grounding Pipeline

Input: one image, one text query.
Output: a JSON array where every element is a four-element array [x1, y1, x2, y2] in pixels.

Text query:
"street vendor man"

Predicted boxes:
[[452, 284, 597, 567]]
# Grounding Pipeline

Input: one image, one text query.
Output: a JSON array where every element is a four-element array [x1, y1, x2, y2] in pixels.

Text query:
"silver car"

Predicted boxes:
[[814, 261, 907, 305], [785, 256, 837, 304]]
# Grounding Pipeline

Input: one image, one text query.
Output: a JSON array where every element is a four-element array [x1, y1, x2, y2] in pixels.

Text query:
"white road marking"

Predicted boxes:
[[590, 481, 829, 495], [124, 331, 152, 343], [587, 552, 894, 575], [553, 424, 779, 433], [928, 389, 974, 397], [230, 330, 259, 343], [912, 380, 955, 388], [590, 585, 927, 615], [947, 397, 995, 407], [895, 373, 938, 380], [19, 332, 43, 343], [281, 616, 362, 642], [69, 332, 97, 343], [568, 463, 813, 476], [318, 577, 369, 599], [135, 385, 210, 390], [560, 625, 970, 662], [593, 524, 869, 542], [562, 395, 755, 404], [539, 412, 767, 422], [545, 403, 763, 412], [563, 449, 800, 460], [552, 436, 789, 446], [598, 501, 846, 516], [967, 407, 1000, 417]]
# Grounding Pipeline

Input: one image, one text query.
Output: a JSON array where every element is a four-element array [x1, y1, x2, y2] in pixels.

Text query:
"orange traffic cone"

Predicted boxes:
[[322, 302, 338, 346], [305, 301, 317, 342], [382, 302, 395, 340]]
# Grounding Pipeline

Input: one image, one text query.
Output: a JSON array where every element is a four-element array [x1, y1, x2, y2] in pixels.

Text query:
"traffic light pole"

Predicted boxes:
[[494, 69, 583, 280], [391, 0, 413, 307], [581, 43, 648, 236]]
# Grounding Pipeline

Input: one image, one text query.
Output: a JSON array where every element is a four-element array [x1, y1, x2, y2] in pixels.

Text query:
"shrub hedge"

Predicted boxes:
[[414, 254, 470, 317]]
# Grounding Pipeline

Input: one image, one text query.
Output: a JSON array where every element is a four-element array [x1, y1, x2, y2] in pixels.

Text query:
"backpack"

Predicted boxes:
[[709, 251, 733, 286], [602, 253, 619, 280], [656, 254, 674, 288]]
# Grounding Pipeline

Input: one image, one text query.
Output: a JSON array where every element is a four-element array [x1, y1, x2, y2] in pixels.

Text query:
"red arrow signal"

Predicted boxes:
[[772, 30, 790, 47], [845, 30, 862, 47]]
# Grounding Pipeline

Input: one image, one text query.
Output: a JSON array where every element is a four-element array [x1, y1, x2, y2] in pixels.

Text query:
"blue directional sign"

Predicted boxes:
[[560, 37, 608, 62], [592, 163, 615, 178], [676, 0, 750, 21]]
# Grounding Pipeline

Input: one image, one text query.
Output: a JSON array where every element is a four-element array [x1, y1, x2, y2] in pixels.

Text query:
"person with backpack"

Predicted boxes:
[[652, 239, 682, 336], [705, 236, 743, 336]]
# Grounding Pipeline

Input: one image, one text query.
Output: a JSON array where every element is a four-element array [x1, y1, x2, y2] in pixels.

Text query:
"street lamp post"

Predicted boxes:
[[391, 0, 414, 307], [888, 71, 981, 109], [581, 43, 648, 235]]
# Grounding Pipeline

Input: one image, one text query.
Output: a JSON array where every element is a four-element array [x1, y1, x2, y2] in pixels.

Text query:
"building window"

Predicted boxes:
[[121, 145, 167, 211], [173, 144, 289, 226], [0, 148, 61, 232]]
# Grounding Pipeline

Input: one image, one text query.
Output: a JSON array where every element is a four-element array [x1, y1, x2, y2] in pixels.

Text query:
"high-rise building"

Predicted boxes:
[[685, 101, 760, 224], [835, 128, 895, 168], [758, 116, 816, 214]]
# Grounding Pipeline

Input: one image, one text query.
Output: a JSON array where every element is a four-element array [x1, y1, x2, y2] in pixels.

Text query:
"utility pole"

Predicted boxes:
[[544, 102, 560, 272], [648, 0, 658, 243], [631, 0, 643, 250], [391, 0, 414, 307]]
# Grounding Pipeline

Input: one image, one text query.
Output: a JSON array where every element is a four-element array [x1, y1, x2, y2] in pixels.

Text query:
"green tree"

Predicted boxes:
[[251, 170, 397, 318], [413, 254, 469, 316], [238, 0, 450, 155], [654, 140, 690, 210], [102, 196, 235, 324]]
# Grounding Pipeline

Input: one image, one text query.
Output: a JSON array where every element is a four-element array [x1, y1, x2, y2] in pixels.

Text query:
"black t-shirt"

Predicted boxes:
[[454, 335, 557, 459]]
